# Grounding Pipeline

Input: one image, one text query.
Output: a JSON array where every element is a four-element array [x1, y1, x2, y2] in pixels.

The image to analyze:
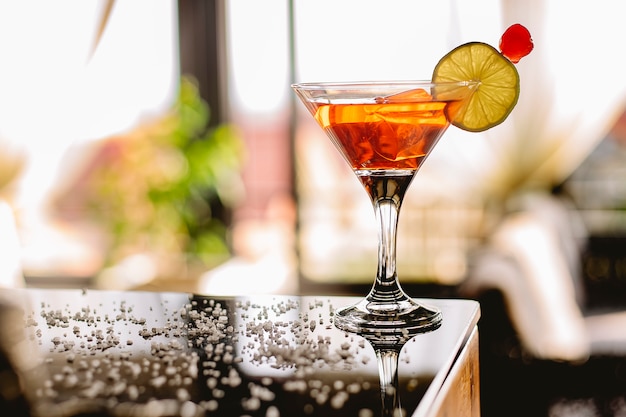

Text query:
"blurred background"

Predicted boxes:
[[2, 0, 626, 416]]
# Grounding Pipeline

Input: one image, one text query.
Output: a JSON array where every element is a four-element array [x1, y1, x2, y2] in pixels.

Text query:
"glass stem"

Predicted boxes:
[[376, 347, 403, 417], [376, 198, 400, 286], [361, 173, 414, 305]]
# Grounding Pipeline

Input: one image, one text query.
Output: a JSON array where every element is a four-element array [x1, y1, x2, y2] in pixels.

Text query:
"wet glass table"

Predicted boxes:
[[0, 288, 480, 417]]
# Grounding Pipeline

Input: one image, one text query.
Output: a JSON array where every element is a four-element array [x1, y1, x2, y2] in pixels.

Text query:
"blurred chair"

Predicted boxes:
[[0, 300, 32, 417], [0, 201, 24, 288], [464, 191, 626, 362]]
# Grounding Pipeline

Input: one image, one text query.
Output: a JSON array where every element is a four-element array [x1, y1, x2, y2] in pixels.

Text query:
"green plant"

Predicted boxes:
[[85, 76, 245, 269]]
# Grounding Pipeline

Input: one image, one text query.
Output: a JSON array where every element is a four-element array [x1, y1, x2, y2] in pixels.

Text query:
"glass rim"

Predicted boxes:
[[291, 80, 479, 90]]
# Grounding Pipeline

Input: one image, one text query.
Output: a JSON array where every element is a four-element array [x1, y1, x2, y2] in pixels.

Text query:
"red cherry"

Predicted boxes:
[[499, 24, 533, 63]]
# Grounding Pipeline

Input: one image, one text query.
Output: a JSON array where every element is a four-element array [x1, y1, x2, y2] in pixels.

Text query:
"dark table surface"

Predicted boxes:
[[0, 288, 479, 417]]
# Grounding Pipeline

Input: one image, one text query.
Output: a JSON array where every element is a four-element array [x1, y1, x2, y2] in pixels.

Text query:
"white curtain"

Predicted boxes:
[[0, 0, 179, 278]]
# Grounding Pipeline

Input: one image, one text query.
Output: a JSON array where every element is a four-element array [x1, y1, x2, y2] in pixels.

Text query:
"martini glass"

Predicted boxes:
[[292, 81, 476, 336]]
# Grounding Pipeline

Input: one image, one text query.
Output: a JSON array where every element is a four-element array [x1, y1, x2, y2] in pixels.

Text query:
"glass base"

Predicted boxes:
[[333, 297, 442, 338]]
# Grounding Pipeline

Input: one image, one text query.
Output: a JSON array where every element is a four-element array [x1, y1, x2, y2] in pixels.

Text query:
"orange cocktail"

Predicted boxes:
[[312, 89, 455, 171]]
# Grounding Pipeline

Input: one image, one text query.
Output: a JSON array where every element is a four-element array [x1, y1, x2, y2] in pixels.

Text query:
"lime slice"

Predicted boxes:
[[432, 42, 520, 132]]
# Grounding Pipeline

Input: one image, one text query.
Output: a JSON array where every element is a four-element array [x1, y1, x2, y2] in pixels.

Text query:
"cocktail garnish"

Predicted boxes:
[[432, 24, 533, 132], [499, 23, 534, 63]]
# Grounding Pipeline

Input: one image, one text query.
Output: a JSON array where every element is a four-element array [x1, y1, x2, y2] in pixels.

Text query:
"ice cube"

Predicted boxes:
[[382, 88, 432, 103]]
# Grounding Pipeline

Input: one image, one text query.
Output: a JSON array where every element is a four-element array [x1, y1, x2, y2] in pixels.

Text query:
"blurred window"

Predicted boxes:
[[0, 0, 178, 281]]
